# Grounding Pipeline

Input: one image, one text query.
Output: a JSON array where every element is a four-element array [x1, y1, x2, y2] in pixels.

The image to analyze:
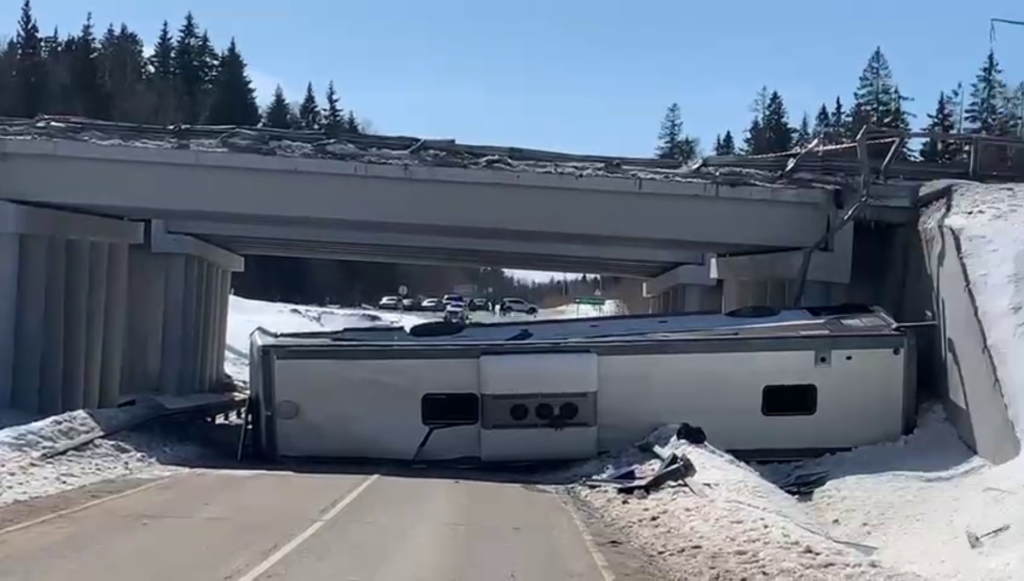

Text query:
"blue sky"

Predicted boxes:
[[26, 0, 1024, 157], [21, 1, 1024, 282]]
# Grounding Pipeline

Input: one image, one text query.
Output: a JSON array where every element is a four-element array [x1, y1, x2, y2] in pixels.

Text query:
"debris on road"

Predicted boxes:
[[967, 524, 1010, 549]]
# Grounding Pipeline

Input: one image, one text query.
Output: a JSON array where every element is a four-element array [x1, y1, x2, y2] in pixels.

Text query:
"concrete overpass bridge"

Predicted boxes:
[[0, 118, 917, 416]]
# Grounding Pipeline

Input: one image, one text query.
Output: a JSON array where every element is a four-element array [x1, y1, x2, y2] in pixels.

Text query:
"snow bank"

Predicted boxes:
[[0, 407, 208, 508], [935, 184, 1024, 439], [570, 427, 921, 580]]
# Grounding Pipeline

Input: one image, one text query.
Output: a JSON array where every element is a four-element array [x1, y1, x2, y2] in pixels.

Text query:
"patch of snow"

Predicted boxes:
[[570, 426, 922, 580], [224, 295, 429, 383], [939, 183, 1024, 439], [0, 407, 208, 508]]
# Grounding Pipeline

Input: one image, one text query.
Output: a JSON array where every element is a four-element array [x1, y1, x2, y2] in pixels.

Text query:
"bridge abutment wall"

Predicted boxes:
[[0, 204, 242, 415]]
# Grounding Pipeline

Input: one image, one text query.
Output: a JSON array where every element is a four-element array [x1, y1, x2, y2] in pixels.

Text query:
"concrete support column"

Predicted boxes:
[[211, 269, 231, 386], [0, 202, 142, 414], [83, 242, 109, 409], [0, 234, 20, 409], [62, 239, 91, 411], [99, 243, 129, 407], [191, 260, 212, 393], [39, 239, 67, 415], [12, 236, 49, 413], [118, 221, 243, 399]]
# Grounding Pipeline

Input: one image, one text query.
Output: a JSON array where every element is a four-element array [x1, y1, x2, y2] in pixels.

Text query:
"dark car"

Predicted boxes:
[[468, 298, 491, 312]]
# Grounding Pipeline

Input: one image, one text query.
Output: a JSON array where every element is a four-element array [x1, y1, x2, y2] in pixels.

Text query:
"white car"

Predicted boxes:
[[499, 297, 538, 316], [378, 295, 400, 310], [443, 303, 468, 324]]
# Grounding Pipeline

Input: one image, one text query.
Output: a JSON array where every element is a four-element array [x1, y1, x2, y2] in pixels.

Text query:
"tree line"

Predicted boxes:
[[655, 46, 1022, 164], [0, 0, 361, 133]]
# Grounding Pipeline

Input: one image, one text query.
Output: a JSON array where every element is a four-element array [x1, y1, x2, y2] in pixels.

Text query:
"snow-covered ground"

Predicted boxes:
[[223, 295, 430, 383], [0, 406, 209, 508], [567, 183, 1024, 580]]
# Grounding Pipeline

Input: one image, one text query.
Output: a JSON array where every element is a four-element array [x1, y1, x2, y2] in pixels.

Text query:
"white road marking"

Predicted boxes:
[[0, 476, 174, 537], [560, 493, 616, 581], [236, 473, 379, 581]]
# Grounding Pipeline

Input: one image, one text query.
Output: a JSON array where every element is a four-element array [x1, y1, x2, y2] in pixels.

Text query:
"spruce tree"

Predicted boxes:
[[655, 102, 683, 159], [919, 91, 959, 162], [149, 20, 174, 79], [99, 24, 148, 122], [813, 103, 831, 141], [69, 13, 109, 119], [965, 50, 1011, 136], [13, 0, 46, 118], [298, 82, 321, 130], [763, 90, 794, 153], [206, 38, 260, 126], [713, 134, 723, 155], [323, 80, 343, 137], [849, 47, 897, 135], [345, 110, 360, 134], [794, 113, 811, 148], [0, 40, 16, 116], [742, 117, 765, 155], [830, 97, 847, 140], [263, 85, 293, 129], [148, 20, 175, 124], [172, 12, 203, 123], [741, 87, 772, 155], [654, 103, 696, 162], [719, 130, 735, 155]]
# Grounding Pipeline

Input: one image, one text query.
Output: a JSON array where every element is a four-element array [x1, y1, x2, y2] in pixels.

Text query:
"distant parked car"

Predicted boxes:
[[442, 294, 466, 306], [500, 297, 538, 316], [443, 302, 468, 324], [420, 297, 444, 312], [468, 298, 491, 312], [378, 295, 400, 310]]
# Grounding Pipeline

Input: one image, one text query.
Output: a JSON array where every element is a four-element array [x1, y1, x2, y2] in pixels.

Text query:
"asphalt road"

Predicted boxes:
[[0, 470, 626, 581]]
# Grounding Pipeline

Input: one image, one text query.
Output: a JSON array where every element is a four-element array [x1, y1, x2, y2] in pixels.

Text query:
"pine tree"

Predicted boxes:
[[0, 40, 16, 116], [655, 102, 682, 159], [830, 97, 847, 140], [654, 103, 696, 162], [149, 20, 174, 79], [762, 90, 794, 153], [965, 49, 1009, 135], [742, 117, 765, 155], [13, 0, 46, 118], [849, 47, 898, 135], [345, 110, 360, 134], [99, 23, 148, 122], [69, 13, 109, 119], [172, 12, 204, 123], [148, 20, 175, 124], [889, 85, 913, 158], [741, 87, 773, 155], [794, 113, 811, 148], [323, 80, 343, 137], [206, 38, 260, 126], [712, 134, 723, 155], [719, 130, 735, 155], [813, 103, 831, 141], [297, 82, 321, 130], [263, 84, 292, 129], [919, 91, 960, 163]]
